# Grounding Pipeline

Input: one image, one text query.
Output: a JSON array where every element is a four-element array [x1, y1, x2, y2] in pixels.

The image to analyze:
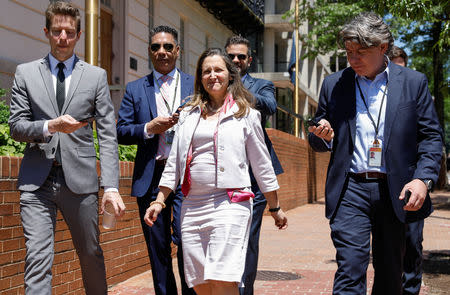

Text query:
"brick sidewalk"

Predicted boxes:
[[109, 192, 450, 294]]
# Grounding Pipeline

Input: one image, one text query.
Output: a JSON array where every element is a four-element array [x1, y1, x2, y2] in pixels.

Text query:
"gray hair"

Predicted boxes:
[[339, 12, 394, 56]]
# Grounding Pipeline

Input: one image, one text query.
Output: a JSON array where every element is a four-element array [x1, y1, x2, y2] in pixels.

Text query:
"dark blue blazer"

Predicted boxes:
[[243, 74, 283, 175], [308, 63, 442, 223], [117, 71, 194, 197]]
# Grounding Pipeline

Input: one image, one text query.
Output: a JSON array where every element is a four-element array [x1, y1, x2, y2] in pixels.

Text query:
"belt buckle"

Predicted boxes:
[[365, 172, 377, 180]]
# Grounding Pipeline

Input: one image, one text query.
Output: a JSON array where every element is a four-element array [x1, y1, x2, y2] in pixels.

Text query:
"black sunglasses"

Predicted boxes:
[[150, 43, 175, 52], [228, 54, 247, 60]]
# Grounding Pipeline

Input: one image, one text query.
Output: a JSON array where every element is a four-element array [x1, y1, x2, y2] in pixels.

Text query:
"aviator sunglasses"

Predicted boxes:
[[150, 43, 175, 52], [228, 54, 247, 60]]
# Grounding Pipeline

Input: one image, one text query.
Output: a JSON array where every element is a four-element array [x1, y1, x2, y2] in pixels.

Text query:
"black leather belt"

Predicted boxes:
[[349, 172, 386, 181], [155, 159, 167, 167]]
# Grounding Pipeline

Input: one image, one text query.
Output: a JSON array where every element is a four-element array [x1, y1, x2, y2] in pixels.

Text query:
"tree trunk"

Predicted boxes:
[[432, 20, 448, 189]]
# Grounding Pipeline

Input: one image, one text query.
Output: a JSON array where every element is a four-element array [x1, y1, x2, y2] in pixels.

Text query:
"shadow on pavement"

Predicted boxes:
[[431, 193, 450, 211], [422, 250, 450, 294], [423, 250, 450, 275]]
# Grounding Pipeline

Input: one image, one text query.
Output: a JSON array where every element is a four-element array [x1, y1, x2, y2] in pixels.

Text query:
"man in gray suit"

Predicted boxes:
[[8, 2, 125, 294]]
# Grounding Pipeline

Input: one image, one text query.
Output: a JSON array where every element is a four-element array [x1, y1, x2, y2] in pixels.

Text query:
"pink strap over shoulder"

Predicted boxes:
[[181, 93, 255, 202]]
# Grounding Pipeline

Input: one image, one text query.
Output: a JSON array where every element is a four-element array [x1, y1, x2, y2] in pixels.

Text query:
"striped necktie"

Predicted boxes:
[[159, 74, 171, 101], [157, 74, 173, 157]]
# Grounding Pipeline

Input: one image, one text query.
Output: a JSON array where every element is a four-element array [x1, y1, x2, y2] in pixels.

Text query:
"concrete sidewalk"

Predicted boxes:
[[109, 192, 450, 294]]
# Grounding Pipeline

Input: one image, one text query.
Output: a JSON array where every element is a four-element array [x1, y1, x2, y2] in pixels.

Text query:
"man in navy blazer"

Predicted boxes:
[[117, 26, 195, 295], [390, 45, 426, 295], [308, 13, 442, 294], [225, 35, 283, 295]]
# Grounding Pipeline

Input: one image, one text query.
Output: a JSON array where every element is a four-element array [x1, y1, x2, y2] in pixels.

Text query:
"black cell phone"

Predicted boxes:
[[173, 100, 189, 114], [307, 118, 320, 127], [78, 115, 95, 123], [404, 190, 411, 205]]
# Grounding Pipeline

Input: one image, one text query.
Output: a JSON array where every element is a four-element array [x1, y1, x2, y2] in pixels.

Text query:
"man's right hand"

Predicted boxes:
[[146, 115, 179, 134], [308, 119, 334, 142], [48, 114, 88, 134]]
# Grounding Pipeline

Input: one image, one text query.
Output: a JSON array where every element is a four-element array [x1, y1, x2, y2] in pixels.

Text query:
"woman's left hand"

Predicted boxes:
[[144, 203, 163, 227], [271, 209, 288, 230]]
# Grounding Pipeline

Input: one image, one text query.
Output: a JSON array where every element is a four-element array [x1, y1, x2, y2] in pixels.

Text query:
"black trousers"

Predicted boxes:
[[136, 163, 196, 295]]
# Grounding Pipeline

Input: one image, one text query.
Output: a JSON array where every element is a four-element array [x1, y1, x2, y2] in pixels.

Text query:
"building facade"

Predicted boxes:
[[0, 0, 331, 137]]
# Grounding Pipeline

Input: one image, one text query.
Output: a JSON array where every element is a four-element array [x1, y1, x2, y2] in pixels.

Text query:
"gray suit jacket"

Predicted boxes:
[[9, 55, 119, 194]]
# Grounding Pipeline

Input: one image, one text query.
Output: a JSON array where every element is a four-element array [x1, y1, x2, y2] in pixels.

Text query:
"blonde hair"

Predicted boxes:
[[188, 48, 254, 118]]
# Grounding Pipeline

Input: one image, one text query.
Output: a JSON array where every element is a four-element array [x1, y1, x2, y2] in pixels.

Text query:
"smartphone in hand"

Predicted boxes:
[[403, 190, 411, 205], [307, 118, 320, 127], [173, 100, 189, 114], [78, 115, 95, 123]]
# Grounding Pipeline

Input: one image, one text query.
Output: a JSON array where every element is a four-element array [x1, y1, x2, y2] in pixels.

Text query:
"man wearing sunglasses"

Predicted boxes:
[[117, 25, 195, 295], [225, 35, 284, 295]]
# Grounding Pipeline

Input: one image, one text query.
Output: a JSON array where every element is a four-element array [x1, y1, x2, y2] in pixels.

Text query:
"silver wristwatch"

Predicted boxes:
[[421, 179, 433, 192]]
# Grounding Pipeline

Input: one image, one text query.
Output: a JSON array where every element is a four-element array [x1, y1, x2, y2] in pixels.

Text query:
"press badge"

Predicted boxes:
[[368, 139, 382, 167], [165, 130, 175, 144]]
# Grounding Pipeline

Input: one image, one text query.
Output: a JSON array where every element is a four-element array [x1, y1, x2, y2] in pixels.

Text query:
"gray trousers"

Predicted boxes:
[[20, 166, 106, 295]]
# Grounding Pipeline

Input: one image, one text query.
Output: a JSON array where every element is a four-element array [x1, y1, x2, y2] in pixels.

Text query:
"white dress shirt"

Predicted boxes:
[[43, 53, 75, 137], [144, 68, 182, 160], [350, 64, 390, 173]]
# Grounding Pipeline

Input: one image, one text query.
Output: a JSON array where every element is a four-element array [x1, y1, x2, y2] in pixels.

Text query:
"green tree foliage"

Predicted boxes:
[[0, 90, 26, 156], [285, 0, 448, 56], [285, 0, 449, 186], [0, 88, 9, 124], [0, 100, 9, 124], [92, 130, 137, 162], [284, 0, 366, 59], [284, 0, 448, 125], [0, 123, 26, 156]]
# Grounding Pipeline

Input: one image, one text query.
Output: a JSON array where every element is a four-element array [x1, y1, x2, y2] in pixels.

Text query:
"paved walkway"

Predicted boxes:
[[109, 192, 450, 294]]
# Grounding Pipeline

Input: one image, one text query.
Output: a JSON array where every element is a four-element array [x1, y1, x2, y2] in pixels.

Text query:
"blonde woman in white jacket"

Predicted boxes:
[[144, 48, 287, 295]]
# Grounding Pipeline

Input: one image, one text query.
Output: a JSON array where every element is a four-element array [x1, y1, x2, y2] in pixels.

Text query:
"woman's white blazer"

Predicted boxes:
[[159, 104, 279, 194]]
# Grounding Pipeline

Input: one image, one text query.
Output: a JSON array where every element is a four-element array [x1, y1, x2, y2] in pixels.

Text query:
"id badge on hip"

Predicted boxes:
[[368, 139, 382, 167]]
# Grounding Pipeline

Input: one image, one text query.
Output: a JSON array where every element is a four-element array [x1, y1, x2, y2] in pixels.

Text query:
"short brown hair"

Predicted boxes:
[[46, 1, 81, 33], [390, 46, 408, 65]]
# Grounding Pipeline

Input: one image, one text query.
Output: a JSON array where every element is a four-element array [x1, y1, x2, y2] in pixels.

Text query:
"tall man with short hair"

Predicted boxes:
[[225, 35, 284, 295], [9, 1, 125, 294], [390, 45, 425, 295], [308, 12, 442, 294], [117, 25, 195, 295]]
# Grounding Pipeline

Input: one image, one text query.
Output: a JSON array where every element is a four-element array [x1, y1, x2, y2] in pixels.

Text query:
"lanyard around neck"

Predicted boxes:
[[155, 70, 180, 113], [356, 77, 388, 142]]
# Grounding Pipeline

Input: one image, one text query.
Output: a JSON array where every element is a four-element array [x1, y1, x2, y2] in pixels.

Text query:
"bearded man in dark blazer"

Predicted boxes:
[[225, 35, 284, 295]]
